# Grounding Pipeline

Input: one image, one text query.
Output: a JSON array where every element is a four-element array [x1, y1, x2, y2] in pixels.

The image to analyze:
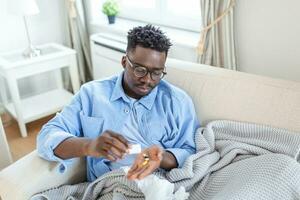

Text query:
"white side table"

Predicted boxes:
[[0, 43, 80, 137], [0, 117, 12, 170]]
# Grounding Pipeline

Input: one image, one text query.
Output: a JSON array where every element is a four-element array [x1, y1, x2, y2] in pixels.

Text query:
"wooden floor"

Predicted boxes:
[[2, 112, 54, 162]]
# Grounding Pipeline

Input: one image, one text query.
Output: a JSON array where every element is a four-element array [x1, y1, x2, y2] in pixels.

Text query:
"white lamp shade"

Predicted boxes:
[[8, 0, 40, 16]]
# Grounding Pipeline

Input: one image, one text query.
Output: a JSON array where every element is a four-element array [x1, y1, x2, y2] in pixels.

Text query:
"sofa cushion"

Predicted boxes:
[[165, 58, 300, 132]]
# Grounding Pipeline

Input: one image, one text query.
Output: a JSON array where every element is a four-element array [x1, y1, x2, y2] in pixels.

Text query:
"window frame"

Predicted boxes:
[[89, 0, 202, 32]]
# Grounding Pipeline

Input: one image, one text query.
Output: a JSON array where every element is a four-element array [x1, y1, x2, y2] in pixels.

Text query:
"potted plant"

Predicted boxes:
[[102, 0, 120, 24]]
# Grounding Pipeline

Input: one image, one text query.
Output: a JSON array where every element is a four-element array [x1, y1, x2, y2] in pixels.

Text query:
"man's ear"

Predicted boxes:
[[121, 56, 126, 69]]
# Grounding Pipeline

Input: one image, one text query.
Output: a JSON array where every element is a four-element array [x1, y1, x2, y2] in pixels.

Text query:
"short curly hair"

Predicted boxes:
[[126, 24, 172, 55]]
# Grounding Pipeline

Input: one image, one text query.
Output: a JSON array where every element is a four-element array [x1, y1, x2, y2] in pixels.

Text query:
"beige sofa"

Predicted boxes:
[[1, 58, 300, 200]]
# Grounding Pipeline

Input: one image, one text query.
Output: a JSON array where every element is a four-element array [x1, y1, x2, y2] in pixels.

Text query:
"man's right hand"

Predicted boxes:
[[85, 130, 130, 161]]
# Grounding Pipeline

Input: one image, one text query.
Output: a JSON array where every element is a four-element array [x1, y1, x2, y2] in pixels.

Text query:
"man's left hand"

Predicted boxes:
[[127, 145, 163, 180]]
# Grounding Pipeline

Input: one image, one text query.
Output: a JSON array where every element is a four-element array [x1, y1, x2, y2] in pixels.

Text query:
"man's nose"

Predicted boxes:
[[140, 72, 152, 83]]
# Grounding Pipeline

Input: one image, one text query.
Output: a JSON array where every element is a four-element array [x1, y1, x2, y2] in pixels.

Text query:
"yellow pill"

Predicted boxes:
[[141, 160, 149, 166]]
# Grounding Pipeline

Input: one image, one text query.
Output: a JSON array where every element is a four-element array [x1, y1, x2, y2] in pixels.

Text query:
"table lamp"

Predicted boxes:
[[9, 0, 41, 58]]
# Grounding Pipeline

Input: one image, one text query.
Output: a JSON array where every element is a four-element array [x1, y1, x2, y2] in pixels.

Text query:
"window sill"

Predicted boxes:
[[89, 18, 200, 49]]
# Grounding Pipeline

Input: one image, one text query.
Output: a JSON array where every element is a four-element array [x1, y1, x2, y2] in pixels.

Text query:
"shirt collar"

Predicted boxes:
[[110, 73, 158, 110]]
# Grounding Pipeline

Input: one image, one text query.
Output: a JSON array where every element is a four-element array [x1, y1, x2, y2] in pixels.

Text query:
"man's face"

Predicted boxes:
[[121, 46, 167, 99]]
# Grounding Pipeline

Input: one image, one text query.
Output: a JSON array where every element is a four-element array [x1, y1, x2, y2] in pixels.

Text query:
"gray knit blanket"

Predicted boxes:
[[31, 120, 300, 200]]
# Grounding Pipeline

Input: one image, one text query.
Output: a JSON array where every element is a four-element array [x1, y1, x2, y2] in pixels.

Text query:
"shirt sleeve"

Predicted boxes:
[[36, 89, 84, 173], [164, 94, 200, 168]]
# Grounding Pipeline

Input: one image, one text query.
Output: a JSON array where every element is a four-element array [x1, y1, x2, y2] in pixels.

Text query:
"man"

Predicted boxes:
[[37, 24, 200, 182]]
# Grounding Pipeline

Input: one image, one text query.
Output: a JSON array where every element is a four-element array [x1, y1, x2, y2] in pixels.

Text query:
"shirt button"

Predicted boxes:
[[124, 109, 129, 113]]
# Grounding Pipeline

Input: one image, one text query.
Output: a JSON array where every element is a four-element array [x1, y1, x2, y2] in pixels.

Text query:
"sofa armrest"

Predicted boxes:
[[0, 150, 86, 200]]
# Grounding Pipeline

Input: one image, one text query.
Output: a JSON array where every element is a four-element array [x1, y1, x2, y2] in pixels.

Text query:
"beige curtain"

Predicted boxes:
[[197, 0, 237, 70], [64, 0, 93, 86]]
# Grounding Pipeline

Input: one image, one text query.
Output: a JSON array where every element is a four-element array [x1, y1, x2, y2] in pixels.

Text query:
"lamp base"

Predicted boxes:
[[23, 45, 41, 58]]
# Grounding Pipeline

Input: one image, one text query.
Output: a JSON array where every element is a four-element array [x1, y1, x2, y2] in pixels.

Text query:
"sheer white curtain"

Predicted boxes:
[[64, 0, 93, 86], [197, 0, 237, 70]]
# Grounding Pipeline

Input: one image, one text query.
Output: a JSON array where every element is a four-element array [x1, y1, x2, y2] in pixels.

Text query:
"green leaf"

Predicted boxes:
[[102, 0, 120, 16]]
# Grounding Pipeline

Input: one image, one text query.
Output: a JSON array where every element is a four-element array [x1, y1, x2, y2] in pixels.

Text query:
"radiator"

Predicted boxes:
[[90, 33, 126, 80]]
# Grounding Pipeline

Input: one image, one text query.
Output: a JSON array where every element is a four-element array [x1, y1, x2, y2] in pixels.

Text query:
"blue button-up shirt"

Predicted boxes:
[[37, 73, 200, 182]]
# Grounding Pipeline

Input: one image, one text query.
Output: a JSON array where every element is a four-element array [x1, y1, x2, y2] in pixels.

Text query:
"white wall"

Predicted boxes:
[[235, 0, 300, 82], [0, 0, 67, 99]]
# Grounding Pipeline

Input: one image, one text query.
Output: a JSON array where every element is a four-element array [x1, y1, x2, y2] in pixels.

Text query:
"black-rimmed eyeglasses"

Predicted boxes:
[[126, 55, 167, 81]]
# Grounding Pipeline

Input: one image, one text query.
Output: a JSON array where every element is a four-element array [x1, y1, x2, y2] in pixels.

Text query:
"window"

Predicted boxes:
[[89, 0, 202, 32]]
